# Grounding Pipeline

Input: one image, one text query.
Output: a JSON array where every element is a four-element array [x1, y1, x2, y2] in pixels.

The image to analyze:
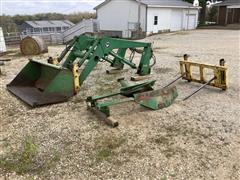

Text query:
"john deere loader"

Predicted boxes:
[[7, 34, 176, 108]]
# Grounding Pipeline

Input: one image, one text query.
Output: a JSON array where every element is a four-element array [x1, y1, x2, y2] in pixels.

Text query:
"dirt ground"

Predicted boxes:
[[0, 29, 240, 179]]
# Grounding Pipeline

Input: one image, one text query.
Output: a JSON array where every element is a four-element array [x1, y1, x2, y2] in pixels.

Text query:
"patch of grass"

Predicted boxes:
[[7, 109, 16, 117], [121, 147, 141, 156], [152, 130, 187, 159], [96, 148, 113, 162], [154, 136, 171, 145], [163, 149, 175, 159], [169, 172, 177, 177], [39, 150, 61, 172], [0, 136, 38, 174], [111, 144, 145, 166], [92, 123, 100, 130], [0, 136, 60, 175], [153, 135, 182, 158], [162, 146, 186, 159], [161, 176, 168, 180], [47, 110, 58, 118], [94, 135, 126, 162]]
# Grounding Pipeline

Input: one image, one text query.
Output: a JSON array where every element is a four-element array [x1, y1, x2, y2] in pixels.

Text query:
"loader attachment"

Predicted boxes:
[[7, 59, 75, 107], [87, 82, 178, 127], [134, 86, 178, 110]]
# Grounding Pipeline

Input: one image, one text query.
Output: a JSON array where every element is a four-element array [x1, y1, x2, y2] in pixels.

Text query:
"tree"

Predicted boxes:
[[0, 12, 96, 33], [184, 0, 207, 25], [208, 7, 218, 22], [0, 15, 18, 33]]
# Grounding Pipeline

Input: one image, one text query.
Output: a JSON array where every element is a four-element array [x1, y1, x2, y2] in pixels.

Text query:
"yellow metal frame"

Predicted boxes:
[[72, 64, 80, 94], [48, 57, 59, 65], [52, 58, 59, 65], [180, 60, 228, 90]]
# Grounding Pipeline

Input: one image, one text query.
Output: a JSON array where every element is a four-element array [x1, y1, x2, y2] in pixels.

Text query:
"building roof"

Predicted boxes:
[[24, 20, 74, 28], [141, 0, 195, 7], [94, 0, 197, 10], [213, 0, 240, 6]]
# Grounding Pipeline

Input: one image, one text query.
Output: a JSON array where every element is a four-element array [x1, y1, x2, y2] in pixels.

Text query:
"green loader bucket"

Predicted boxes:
[[134, 86, 178, 110], [7, 59, 75, 107]]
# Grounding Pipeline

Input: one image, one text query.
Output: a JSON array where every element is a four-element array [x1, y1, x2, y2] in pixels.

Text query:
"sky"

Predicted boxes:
[[0, 0, 104, 16]]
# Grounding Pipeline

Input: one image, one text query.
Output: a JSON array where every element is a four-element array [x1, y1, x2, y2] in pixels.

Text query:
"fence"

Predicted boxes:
[[63, 19, 99, 43], [4, 32, 21, 45], [4, 19, 100, 46], [3, 32, 64, 46], [20, 33, 63, 45]]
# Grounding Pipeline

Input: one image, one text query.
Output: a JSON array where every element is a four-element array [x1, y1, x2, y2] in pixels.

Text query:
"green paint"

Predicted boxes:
[[134, 86, 178, 110], [8, 34, 156, 107], [111, 48, 127, 69], [7, 60, 74, 107], [87, 79, 159, 117]]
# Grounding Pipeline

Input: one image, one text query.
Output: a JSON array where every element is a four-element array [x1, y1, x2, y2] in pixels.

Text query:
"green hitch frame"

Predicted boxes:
[[86, 79, 178, 127]]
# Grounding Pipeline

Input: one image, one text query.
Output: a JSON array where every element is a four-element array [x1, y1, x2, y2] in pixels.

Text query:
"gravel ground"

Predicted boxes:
[[0, 29, 240, 179]]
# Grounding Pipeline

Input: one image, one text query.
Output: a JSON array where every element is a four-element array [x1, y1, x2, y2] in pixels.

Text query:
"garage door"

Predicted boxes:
[[170, 9, 183, 31], [184, 14, 197, 30]]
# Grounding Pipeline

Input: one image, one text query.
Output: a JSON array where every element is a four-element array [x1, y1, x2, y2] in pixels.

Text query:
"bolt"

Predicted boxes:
[[219, 59, 225, 66], [183, 54, 189, 61]]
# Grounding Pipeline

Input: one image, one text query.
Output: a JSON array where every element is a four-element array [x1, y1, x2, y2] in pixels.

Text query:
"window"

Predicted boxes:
[[49, 27, 55, 32], [34, 28, 40, 32], [56, 27, 61, 32], [43, 27, 48, 32], [154, 16, 158, 25]]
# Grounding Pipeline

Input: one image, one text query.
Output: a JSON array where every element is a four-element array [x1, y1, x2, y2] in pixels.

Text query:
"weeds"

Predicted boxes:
[[96, 148, 113, 162], [152, 128, 187, 159], [0, 136, 60, 175], [0, 136, 38, 174], [161, 176, 168, 180], [95, 134, 126, 162], [154, 135, 171, 145]]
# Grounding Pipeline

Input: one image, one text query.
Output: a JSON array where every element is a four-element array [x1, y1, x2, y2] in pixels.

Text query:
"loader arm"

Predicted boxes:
[[60, 34, 154, 85], [7, 34, 156, 107]]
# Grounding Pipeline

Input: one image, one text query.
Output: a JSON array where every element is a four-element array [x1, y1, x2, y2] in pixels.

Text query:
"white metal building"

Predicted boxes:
[[20, 20, 75, 35], [0, 27, 7, 54], [19, 20, 75, 44], [94, 0, 200, 38]]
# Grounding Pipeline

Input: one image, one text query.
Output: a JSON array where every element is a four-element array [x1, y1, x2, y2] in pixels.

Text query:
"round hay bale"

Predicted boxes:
[[20, 36, 48, 55]]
